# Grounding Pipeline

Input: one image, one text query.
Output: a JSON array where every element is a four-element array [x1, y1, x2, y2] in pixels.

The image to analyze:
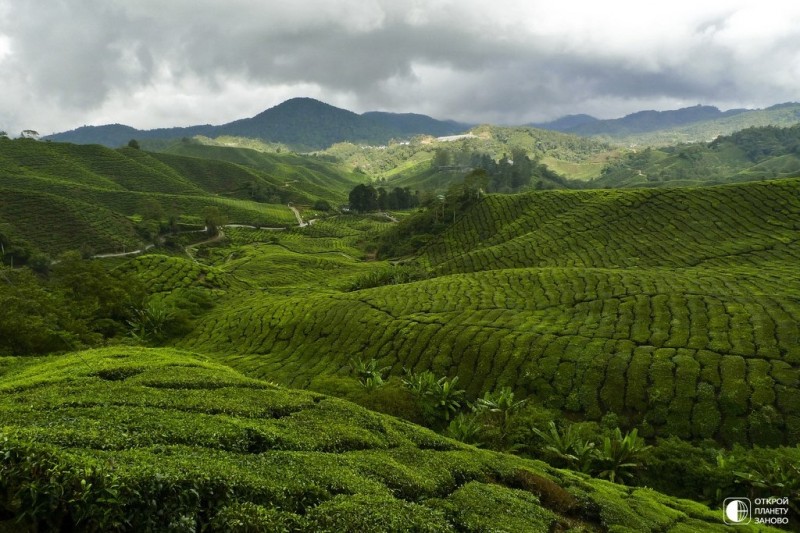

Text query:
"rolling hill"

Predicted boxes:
[[178, 178, 800, 447], [593, 124, 800, 188], [0, 346, 768, 532], [43, 98, 470, 150], [3, 121, 800, 530], [0, 137, 363, 257]]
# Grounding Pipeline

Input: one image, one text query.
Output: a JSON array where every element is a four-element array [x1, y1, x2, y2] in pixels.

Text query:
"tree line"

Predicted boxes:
[[348, 184, 420, 213], [432, 147, 568, 192]]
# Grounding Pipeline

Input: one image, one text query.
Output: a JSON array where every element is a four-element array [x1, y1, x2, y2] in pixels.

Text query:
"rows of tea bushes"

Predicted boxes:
[[0, 188, 141, 255], [301, 214, 395, 236], [120, 255, 232, 294], [213, 244, 377, 291], [423, 178, 800, 274], [0, 139, 203, 194], [224, 226, 364, 259], [182, 263, 800, 445], [0, 137, 349, 255], [0, 347, 756, 532], [156, 142, 362, 203]]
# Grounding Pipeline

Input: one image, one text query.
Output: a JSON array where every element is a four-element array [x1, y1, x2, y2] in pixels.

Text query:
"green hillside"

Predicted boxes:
[[310, 125, 617, 195], [179, 178, 800, 447], [0, 138, 362, 257], [0, 347, 766, 532], [155, 140, 362, 203], [594, 124, 800, 188], [3, 134, 799, 529], [607, 103, 800, 146]]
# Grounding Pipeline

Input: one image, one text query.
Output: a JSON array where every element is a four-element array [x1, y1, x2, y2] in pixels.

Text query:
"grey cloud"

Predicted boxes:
[[0, 1, 798, 133]]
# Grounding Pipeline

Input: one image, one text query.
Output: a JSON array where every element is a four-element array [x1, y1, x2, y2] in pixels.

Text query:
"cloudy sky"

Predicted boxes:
[[1, 0, 799, 135]]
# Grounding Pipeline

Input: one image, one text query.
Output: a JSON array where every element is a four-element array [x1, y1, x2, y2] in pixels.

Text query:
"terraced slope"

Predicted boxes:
[[155, 143, 361, 203], [180, 179, 800, 446], [423, 178, 800, 273], [0, 347, 760, 532], [0, 138, 356, 255]]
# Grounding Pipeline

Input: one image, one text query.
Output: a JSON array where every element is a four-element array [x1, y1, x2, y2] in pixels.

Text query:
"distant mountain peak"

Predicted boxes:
[[44, 98, 470, 149], [536, 104, 752, 137]]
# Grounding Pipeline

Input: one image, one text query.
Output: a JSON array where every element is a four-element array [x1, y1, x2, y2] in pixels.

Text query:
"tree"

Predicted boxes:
[[432, 148, 452, 168], [313, 199, 332, 212], [202, 206, 227, 236], [348, 184, 379, 213], [20, 129, 39, 140], [127, 139, 141, 149]]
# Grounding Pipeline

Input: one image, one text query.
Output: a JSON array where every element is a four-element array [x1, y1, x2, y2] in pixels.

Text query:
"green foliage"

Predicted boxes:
[[402, 369, 465, 425], [530, 421, 596, 474], [0, 347, 747, 532], [0, 255, 146, 355], [594, 428, 651, 484], [346, 263, 430, 291], [430, 481, 556, 532], [474, 387, 527, 450], [445, 412, 484, 446], [595, 123, 800, 188], [348, 356, 391, 390], [127, 299, 174, 344]]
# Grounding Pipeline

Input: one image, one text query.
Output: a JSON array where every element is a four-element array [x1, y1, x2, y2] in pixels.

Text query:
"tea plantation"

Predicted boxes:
[[0, 138, 359, 256], [0, 347, 766, 531], [2, 137, 799, 530], [180, 178, 800, 446]]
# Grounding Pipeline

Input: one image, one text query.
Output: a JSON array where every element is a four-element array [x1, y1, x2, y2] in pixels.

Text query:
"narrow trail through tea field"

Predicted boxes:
[[288, 204, 307, 227]]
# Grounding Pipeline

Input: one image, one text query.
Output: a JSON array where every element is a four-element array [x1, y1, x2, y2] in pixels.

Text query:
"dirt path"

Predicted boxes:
[[92, 244, 156, 259], [288, 204, 307, 227], [184, 228, 226, 262]]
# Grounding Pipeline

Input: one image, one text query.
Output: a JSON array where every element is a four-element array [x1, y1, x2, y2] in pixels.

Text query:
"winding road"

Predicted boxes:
[[92, 204, 315, 261]]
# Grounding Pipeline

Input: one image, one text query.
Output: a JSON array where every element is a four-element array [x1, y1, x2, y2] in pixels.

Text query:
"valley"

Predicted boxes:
[[1, 105, 799, 531]]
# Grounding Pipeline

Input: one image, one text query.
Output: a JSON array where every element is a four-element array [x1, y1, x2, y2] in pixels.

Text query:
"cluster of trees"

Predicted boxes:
[[432, 147, 567, 192], [348, 184, 419, 213], [375, 171, 486, 258], [0, 254, 145, 355], [0, 251, 210, 356]]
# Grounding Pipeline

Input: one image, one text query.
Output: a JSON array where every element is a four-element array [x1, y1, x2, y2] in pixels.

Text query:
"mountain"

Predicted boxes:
[[536, 102, 800, 145], [535, 104, 749, 136], [533, 113, 598, 131], [361, 110, 470, 137], [43, 98, 471, 150]]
